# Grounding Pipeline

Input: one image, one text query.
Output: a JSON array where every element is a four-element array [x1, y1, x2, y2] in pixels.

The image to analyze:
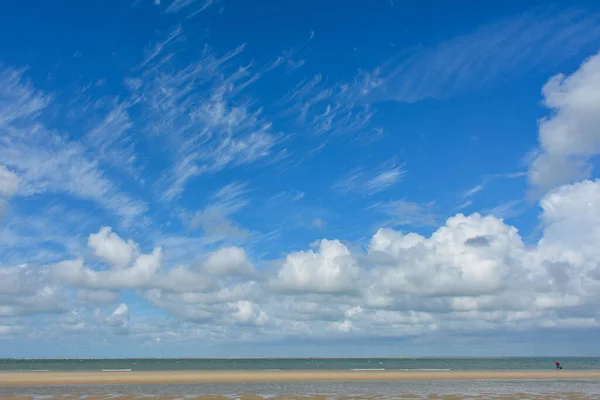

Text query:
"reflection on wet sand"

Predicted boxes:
[[2, 393, 599, 400]]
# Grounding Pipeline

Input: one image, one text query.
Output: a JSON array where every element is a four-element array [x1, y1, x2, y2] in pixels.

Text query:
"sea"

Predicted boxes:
[[1, 357, 599, 371], [2, 358, 600, 399]]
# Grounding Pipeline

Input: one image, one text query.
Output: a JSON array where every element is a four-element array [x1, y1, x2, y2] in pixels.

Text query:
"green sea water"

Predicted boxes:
[[1, 357, 599, 371]]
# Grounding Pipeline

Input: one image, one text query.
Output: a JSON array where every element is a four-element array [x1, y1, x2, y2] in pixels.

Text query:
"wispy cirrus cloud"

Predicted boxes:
[[483, 199, 523, 220], [364, 166, 405, 194], [461, 171, 526, 200], [278, 71, 378, 140], [0, 202, 101, 266], [333, 163, 405, 195], [182, 182, 251, 241], [462, 184, 485, 199], [269, 190, 305, 203], [139, 25, 184, 67], [165, 0, 221, 17], [268, 31, 314, 74], [368, 199, 437, 228], [365, 7, 600, 103], [0, 68, 148, 227], [126, 30, 283, 201], [0, 68, 51, 126]]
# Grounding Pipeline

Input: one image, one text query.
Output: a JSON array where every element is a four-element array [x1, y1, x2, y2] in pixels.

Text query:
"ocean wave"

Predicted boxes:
[[350, 368, 386, 370], [101, 369, 133, 372], [399, 368, 451, 371]]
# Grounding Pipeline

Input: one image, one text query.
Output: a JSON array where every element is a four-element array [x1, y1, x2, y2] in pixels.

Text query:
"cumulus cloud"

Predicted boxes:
[[105, 303, 130, 332], [270, 239, 361, 294], [4, 180, 600, 344], [231, 300, 269, 326], [3, 5, 600, 351], [76, 289, 120, 304], [529, 52, 600, 192], [88, 227, 139, 270], [31, 178, 598, 342], [0, 264, 65, 317], [367, 213, 526, 297], [53, 248, 163, 290], [203, 246, 254, 276], [52, 227, 256, 297]]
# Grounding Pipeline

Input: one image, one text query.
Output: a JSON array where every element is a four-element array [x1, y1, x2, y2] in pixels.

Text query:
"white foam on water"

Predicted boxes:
[[398, 368, 451, 371], [101, 369, 133, 372], [350, 368, 386, 370]]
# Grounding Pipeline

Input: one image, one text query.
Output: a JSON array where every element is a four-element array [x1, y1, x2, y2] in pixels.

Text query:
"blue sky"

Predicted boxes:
[[1, 0, 600, 357]]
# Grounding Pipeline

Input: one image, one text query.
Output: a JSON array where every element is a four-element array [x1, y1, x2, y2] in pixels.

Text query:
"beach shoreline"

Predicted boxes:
[[1, 369, 600, 386]]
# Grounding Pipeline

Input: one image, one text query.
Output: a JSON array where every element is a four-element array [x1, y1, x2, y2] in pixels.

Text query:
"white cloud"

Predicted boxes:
[[366, 9, 600, 103], [52, 227, 254, 294], [129, 37, 282, 201], [457, 199, 473, 210], [369, 200, 437, 227], [183, 182, 250, 240], [53, 250, 162, 290], [231, 300, 268, 326], [0, 166, 19, 198], [462, 184, 484, 198], [203, 246, 254, 276], [310, 217, 326, 229], [0, 68, 148, 226], [88, 227, 139, 270], [0, 264, 65, 317], [105, 303, 130, 331], [279, 70, 376, 141], [537, 180, 600, 268], [140, 25, 183, 67], [529, 52, 600, 191], [363, 166, 405, 194], [76, 289, 120, 304], [5, 180, 600, 344], [271, 239, 361, 294], [4, 6, 600, 349], [367, 213, 526, 297], [165, 0, 218, 16], [0, 324, 24, 336], [0, 68, 51, 127], [333, 163, 405, 195], [483, 200, 522, 220], [329, 319, 354, 333]]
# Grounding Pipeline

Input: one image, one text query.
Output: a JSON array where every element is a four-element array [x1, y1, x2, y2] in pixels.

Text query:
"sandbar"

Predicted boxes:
[[1, 369, 599, 386]]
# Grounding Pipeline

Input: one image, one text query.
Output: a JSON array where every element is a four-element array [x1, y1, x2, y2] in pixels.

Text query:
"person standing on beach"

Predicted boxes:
[[556, 361, 562, 370]]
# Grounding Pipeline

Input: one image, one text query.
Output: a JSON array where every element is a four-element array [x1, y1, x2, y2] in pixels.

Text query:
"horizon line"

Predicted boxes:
[[2, 356, 598, 360]]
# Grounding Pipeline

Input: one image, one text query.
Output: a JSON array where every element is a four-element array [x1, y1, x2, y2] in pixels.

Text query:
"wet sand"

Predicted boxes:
[[1, 369, 599, 386], [0, 393, 599, 400]]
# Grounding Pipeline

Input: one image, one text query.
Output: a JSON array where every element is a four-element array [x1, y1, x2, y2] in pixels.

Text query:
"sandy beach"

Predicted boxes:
[[1, 369, 599, 386]]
